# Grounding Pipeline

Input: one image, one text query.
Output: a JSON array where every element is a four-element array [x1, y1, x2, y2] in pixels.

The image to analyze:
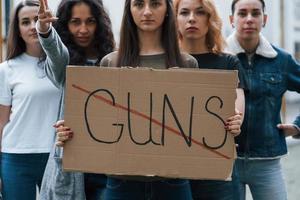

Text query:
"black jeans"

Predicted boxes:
[[84, 173, 107, 200]]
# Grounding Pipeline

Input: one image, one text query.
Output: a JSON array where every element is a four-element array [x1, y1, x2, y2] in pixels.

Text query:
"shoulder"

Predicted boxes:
[[100, 51, 118, 67], [221, 53, 241, 68], [180, 53, 198, 68], [271, 45, 300, 68], [0, 58, 19, 74], [180, 52, 194, 62], [219, 52, 238, 60], [0, 60, 13, 83], [215, 52, 238, 62], [272, 45, 292, 59], [0, 61, 9, 71]]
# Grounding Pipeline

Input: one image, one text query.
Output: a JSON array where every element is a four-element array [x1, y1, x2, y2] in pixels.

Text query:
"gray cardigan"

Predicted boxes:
[[39, 27, 86, 200]]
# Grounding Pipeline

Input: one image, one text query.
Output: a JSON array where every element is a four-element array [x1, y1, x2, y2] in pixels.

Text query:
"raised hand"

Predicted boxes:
[[38, 0, 57, 33]]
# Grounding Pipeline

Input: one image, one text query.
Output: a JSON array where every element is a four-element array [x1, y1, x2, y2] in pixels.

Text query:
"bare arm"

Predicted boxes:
[[235, 88, 245, 123], [225, 88, 245, 137], [0, 105, 11, 148], [277, 124, 300, 137]]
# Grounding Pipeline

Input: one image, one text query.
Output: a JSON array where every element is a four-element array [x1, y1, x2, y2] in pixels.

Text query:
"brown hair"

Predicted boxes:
[[6, 0, 40, 60], [174, 0, 226, 54], [231, 0, 265, 14], [117, 0, 184, 68]]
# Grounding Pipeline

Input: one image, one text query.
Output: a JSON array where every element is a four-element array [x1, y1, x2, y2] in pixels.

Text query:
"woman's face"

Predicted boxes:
[[130, 0, 167, 33], [177, 0, 209, 41], [230, 0, 267, 42], [68, 2, 97, 48], [18, 6, 39, 48]]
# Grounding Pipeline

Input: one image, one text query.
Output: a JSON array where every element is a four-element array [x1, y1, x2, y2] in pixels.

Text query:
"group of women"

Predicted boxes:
[[0, 0, 299, 199]]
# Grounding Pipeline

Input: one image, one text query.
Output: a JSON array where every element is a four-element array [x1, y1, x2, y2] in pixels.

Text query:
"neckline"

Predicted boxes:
[[22, 53, 40, 61], [139, 53, 165, 57]]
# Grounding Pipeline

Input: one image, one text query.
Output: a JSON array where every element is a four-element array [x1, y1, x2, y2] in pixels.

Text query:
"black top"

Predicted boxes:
[[191, 52, 247, 89]]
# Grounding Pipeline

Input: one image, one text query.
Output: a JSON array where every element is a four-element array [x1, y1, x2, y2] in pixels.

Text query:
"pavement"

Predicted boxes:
[[245, 140, 300, 200], [283, 141, 300, 200], [282, 99, 300, 200]]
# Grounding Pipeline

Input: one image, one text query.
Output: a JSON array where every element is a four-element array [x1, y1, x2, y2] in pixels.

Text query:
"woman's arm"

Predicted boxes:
[[225, 88, 245, 137], [0, 105, 11, 147], [37, 0, 69, 88], [277, 115, 300, 137], [277, 123, 300, 137], [235, 88, 245, 123]]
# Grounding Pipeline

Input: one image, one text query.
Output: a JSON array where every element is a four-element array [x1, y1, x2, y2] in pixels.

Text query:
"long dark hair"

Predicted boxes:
[[117, 0, 184, 68], [6, 0, 40, 60], [55, 0, 115, 65]]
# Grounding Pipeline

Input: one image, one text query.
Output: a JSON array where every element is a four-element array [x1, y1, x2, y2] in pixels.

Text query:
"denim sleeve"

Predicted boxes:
[[293, 115, 300, 131], [286, 54, 300, 92], [292, 115, 300, 139], [38, 27, 70, 89]]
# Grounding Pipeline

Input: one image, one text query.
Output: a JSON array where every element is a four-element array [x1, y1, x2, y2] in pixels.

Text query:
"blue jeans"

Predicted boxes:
[[1, 153, 49, 200], [235, 158, 287, 200], [190, 163, 240, 200], [104, 177, 192, 200], [84, 173, 107, 200]]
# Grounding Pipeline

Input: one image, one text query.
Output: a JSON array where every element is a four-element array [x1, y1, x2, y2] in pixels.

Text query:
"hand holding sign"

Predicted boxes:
[[54, 120, 74, 147], [225, 109, 243, 137], [38, 0, 57, 33]]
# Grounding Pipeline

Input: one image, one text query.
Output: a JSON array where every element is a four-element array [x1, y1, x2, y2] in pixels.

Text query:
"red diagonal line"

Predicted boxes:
[[72, 84, 231, 159]]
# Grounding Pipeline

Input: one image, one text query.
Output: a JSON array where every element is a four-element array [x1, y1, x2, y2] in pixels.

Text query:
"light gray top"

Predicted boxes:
[[38, 27, 86, 200]]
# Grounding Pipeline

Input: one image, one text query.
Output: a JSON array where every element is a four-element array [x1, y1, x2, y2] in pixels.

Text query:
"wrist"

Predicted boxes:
[[292, 124, 300, 139], [293, 124, 300, 134], [36, 21, 52, 35]]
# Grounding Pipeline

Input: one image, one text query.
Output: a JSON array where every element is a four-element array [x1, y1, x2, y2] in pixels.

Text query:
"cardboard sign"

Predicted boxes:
[[63, 67, 238, 180]]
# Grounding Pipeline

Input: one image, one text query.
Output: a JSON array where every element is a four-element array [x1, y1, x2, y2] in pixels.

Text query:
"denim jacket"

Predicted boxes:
[[294, 115, 300, 129], [226, 33, 300, 159], [293, 115, 300, 138]]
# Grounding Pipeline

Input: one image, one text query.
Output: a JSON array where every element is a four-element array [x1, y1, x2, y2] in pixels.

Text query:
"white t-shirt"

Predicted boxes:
[[0, 53, 61, 153]]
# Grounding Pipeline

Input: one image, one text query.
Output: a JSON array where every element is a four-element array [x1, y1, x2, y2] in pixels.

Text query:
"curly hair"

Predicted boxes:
[[174, 0, 226, 54], [55, 0, 115, 65]]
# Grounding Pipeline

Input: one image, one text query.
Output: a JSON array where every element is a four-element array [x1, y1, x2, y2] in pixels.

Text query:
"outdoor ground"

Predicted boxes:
[[246, 140, 300, 200], [246, 99, 300, 200]]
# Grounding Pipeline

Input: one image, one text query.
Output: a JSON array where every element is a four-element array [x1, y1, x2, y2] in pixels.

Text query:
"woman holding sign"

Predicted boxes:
[[98, 0, 197, 199], [37, 0, 115, 199], [0, 1, 62, 199], [173, 0, 246, 199], [227, 0, 300, 199]]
